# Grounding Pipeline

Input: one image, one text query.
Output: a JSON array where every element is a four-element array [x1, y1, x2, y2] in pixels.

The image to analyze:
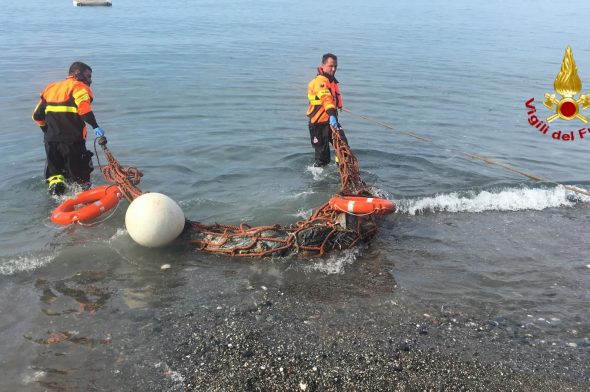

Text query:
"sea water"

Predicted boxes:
[[1, 0, 589, 389]]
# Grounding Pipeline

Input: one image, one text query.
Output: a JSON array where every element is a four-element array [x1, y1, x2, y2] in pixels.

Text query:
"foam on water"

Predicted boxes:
[[306, 165, 329, 181], [305, 246, 363, 275], [22, 370, 46, 385], [397, 185, 590, 215], [49, 182, 87, 203], [0, 253, 55, 275], [288, 190, 315, 199], [366, 186, 391, 200], [293, 208, 314, 219], [110, 228, 128, 240]]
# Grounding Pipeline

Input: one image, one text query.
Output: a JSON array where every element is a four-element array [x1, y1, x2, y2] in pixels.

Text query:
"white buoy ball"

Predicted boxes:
[[125, 193, 185, 247]]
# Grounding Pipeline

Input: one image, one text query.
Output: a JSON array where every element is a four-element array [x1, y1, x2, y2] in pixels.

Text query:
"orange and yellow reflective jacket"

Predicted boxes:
[[306, 71, 342, 124], [32, 76, 94, 142]]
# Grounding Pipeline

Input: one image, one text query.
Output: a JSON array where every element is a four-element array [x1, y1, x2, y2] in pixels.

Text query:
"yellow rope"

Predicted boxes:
[[342, 107, 432, 142], [343, 107, 590, 198], [465, 153, 544, 182], [466, 153, 590, 197]]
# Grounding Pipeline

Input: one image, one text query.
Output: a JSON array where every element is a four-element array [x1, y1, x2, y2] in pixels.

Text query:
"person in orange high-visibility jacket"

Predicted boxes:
[[306, 53, 348, 167], [32, 62, 106, 195]]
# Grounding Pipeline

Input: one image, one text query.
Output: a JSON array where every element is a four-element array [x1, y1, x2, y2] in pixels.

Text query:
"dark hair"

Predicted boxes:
[[68, 61, 92, 75], [322, 53, 337, 64]]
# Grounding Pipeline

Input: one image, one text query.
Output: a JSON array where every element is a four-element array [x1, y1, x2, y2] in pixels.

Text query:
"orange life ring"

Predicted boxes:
[[50, 185, 122, 225], [329, 196, 396, 215]]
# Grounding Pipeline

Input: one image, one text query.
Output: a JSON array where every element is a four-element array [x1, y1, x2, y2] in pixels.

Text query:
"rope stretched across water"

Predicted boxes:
[[343, 108, 590, 197]]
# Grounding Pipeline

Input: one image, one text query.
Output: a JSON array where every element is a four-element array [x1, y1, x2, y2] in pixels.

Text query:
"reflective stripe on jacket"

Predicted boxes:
[[32, 76, 94, 142], [306, 73, 342, 124]]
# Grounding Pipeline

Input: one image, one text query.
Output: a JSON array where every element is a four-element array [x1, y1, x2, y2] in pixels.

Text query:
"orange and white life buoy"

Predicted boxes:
[[50, 185, 122, 225], [329, 196, 396, 215]]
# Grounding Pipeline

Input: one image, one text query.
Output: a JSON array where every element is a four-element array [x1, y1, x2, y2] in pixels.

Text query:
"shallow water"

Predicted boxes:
[[1, 0, 590, 389]]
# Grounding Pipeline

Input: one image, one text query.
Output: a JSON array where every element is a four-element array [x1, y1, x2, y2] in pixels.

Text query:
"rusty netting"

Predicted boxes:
[[96, 137, 143, 202], [99, 127, 384, 257], [332, 126, 371, 196]]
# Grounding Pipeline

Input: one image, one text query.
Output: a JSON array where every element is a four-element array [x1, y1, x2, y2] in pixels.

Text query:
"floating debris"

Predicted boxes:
[[73, 0, 112, 6]]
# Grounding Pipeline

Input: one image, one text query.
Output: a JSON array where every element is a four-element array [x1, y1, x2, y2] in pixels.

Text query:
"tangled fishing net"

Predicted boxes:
[[97, 126, 392, 257]]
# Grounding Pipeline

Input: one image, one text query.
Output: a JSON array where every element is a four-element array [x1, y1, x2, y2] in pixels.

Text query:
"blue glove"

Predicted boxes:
[[329, 116, 339, 128], [94, 127, 105, 137]]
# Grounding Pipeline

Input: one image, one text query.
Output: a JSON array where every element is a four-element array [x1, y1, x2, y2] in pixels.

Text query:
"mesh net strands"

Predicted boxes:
[[332, 127, 372, 197], [98, 139, 143, 202], [100, 128, 384, 257], [185, 201, 378, 257]]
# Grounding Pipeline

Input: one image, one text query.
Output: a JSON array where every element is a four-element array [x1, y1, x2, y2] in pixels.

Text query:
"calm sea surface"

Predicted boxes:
[[1, 0, 589, 389]]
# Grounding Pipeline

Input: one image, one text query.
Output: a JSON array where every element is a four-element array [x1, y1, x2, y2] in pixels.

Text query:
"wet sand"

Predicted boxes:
[[107, 259, 589, 392], [4, 252, 588, 391]]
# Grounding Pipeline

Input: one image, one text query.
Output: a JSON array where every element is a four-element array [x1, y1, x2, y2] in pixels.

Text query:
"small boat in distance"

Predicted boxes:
[[73, 0, 112, 6]]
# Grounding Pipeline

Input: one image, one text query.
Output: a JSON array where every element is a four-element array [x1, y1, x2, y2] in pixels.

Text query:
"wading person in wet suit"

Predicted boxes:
[[32, 62, 106, 195], [306, 53, 348, 167]]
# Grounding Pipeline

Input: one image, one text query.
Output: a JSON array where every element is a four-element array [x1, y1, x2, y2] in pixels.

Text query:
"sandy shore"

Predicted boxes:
[[113, 274, 589, 392]]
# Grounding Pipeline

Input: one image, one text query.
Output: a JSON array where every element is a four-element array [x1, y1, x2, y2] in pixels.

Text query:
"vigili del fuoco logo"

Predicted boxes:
[[525, 46, 590, 141]]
